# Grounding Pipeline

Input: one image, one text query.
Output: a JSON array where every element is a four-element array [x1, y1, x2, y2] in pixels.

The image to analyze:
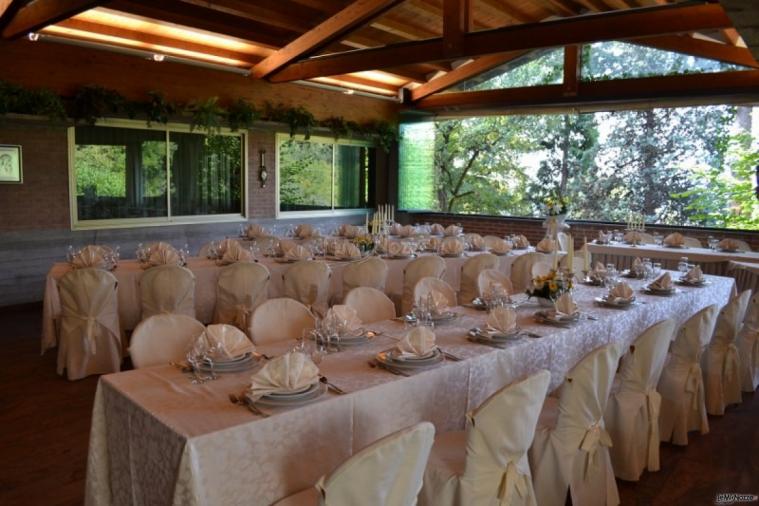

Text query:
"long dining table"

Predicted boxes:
[[84, 273, 734, 506], [41, 248, 547, 354]]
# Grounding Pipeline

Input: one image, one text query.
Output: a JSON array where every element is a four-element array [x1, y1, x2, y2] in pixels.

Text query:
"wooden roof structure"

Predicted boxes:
[[1, 0, 757, 114]]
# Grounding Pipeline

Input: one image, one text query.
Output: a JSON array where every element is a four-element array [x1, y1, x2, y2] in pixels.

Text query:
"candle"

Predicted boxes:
[[583, 236, 590, 271], [567, 234, 574, 272], [391, 204, 394, 222], [552, 247, 559, 271]]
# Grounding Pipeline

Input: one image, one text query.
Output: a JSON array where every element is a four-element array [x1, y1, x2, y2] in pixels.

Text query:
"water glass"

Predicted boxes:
[[678, 256, 689, 274], [708, 237, 719, 250], [653, 262, 662, 276]]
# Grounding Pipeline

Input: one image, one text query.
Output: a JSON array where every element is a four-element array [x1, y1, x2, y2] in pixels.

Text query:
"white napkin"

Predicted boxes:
[[203, 324, 255, 359], [396, 326, 436, 358], [375, 236, 390, 254], [554, 292, 579, 317], [430, 223, 445, 235], [593, 262, 607, 273], [426, 236, 442, 251], [245, 224, 267, 238], [608, 282, 634, 303], [218, 241, 254, 265], [440, 237, 464, 256], [71, 245, 108, 269], [487, 306, 518, 334], [490, 239, 512, 255], [390, 223, 403, 235], [597, 230, 611, 243], [325, 305, 362, 332], [399, 225, 416, 237], [339, 224, 359, 238], [278, 239, 297, 255], [387, 241, 412, 257], [513, 235, 530, 248], [632, 257, 642, 269], [718, 238, 739, 251], [685, 265, 704, 283], [536, 237, 556, 253], [295, 224, 314, 238], [247, 351, 319, 400], [421, 289, 450, 314], [663, 232, 685, 247], [483, 281, 509, 300], [466, 234, 485, 251], [650, 272, 673, 290], [444, 225, 462, 236], [285, 245, 312, 261], [334, 241, 361, 259], [624, 231, 642, 244], [148, 243, 182, 267]]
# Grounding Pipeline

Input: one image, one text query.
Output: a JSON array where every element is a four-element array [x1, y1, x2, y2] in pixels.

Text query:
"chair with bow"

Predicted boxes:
[[213, 262, 270, 338], [459, 253, 500, 305], [529, 343, 622, 506], [738, 291, 759, 392], [274, 422, 435, 506], [418, 370, 551, 506], [604, 319, 676, 481], [129, 314, 206, 369], [510, 253, 547, 293], [283, 260, 332, 317], [57, 268, 122, 380], [401, 255, 446, 314], [341, 256, 389, 295], [477, 269, 514, 298], [703, 290, 751, 415], [343, 287, 396, 323], [250, 298, 315, 345], [140, 264, 196, 320], [657, 304, 719, 445]]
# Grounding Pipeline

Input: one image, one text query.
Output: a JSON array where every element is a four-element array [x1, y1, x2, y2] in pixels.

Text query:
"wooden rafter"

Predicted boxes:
[[635, 34, 758, 68], [2, 0, 106, 39], [269, 2, 734, 82], [563, 45, 581, 96], [442, 0, 472, 57]]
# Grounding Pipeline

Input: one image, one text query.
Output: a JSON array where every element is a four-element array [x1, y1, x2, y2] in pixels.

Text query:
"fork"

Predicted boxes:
[[229, 393, 269, 418], [320, 376, 346, 394]]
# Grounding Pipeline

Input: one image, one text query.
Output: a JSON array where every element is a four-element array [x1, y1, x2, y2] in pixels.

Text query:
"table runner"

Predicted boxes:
[[85, 273, 734, 506]]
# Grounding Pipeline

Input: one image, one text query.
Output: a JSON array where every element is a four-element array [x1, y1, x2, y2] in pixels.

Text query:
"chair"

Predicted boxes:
[[682, 236, 703, 248], [343, 287, 396, 323], [250, 298, 315, 345], [730, 239, 752, 252], [510, 253, 547, 293], [197, 241, 214, 258], [402, 256, 446, 314], [413, 277, 457, 309], [604, 319, 676, 481], [274, 422, 435, 506], [140, 265, 196, 319], [483, 235, 504, 249], [419, 370, 551, 506], [531, 261, 553, 278], [557, 232, 569, 252], [738, 291, 759, 392], [476, 269, 514, 297], [529, 343, 622, 506], [283, 260, 332, 317], [703, 290, 751, 415], [637, 232, 656, 244], [213, 262, 270, 337], [458, 253, 499, 304], [658, 304, 719, 445], [129, 314, 205, 369], [342, 256, 389, 294], [57, 268, 122, 380]]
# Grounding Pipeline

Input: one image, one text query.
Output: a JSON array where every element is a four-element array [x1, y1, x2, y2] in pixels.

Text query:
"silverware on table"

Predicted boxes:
[[439, 349, 462, 361], [229, 393, 269, 418], [320, 376, 347, 395], [368, 359, 411, 377]]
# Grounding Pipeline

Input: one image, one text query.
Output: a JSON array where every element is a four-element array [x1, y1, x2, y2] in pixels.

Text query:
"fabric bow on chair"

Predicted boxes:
[[74, 314, 99, 355], [645, 388, 662, 471], [497, 460, 529, 505], [685, 362, 704, 410], [579, 421, 613, 479]]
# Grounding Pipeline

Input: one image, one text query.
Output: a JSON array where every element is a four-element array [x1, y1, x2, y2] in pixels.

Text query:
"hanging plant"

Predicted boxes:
[[144, 91, 176, 126], [226, 98, 259, 132], [363, 120, 397, 152], [263, 102, 316, 139], [320, 116, 351, 140], [186, 96, 225, 136], [0, 81, 66, 122], [72, 85, 125, 125]]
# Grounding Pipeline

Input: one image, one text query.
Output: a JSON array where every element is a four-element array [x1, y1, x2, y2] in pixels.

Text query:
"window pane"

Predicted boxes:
[[334, 145, 370, 209], [74, 126, 167, 220], [169, 132, 243, 216], [279, 139, 333, 212]]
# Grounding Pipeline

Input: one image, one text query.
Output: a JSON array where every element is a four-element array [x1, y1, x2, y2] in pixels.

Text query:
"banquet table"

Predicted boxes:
[[587, 242, 759, 275], [727, 260, 759, 294], [41, 249, 548, 353], [85, 273, 734, 506]]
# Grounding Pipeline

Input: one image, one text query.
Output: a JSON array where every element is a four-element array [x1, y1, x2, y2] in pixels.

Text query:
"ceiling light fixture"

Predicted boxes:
[[27, 32, 40, 41], [343, 89, 355, 95], [151, 53, 166, 62]]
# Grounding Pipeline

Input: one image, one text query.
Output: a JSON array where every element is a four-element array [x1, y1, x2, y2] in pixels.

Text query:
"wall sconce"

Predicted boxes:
[[259, 149, 268, 188]]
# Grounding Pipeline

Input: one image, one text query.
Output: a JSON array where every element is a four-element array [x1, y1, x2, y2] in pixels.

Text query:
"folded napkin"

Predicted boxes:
[[325, 305, 362, 332], [247, 352, 319, 400], [148, 243, 183, 267], [218, 241, 254, 265], [396, 326, 436, 358], [390, 223, 403, 235], [203, 324, 255, 359], [278, 239, 297, 255], [430, 223, 445, 235], [663, 232, 685, 247], [387, 241, 413, 257], [71, 245, 109, 269], [512, 235, 530, 248], [295, 224, 314, 239], [487, 306, 518, 334], [375, 236, 390, 254], [554, 292, 579, 317], [399, 225, 416, 238], [426, 236, 442, 251], [631, 257, 644, 276], [466, 234, 485, 251], [649, 272, 673, 291], [444, 225, 462, 237], [490, 239, 512, 255], [440, 237, 465, 256], [421, 289, 450, 314], [684, 265, 704, 283], [285, 245, 312, 261], [608, 282, 634, 303], [334, 241, 361, 259], [718, 238, 740, 251], [536, 237, 556, 253], [245, 224, 267, 239], [624, 231, 642, 244], [483, 282, 509, 300], [594, 262, 607, 273], [597, 230, 611, 243]]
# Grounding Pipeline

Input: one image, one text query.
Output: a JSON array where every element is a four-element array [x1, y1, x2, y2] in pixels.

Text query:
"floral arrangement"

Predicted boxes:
[[544, 192, 569, 216], [527, 269, 573, 299], [351, 234, 374, 252]]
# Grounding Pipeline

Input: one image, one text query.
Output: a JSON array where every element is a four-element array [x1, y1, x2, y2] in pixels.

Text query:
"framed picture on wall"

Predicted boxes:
[[0, 145, 22, 184]]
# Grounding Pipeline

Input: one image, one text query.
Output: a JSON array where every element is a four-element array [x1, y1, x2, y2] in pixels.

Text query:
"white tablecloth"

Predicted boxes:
[[41, 250, 545, 353], [85, 274, 734, 506]]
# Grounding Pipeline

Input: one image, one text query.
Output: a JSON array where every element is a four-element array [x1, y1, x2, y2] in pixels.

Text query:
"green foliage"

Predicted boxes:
[[144, 91, 176, 126], [279, 139, 333, 208], [362, 120, 397, 152], [321, 116, 351, 140], [263, 102, 317, 139], [0, 80, 66, 121], [226, 98, 259, 132], [73, 85, 124, 125], [185, 96, 226, 136]]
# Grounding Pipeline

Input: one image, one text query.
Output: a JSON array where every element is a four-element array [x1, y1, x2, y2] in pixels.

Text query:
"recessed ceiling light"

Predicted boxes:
[[27, 32, 40, 41], [343, 89, 355, 95], [151, 53, 165, 62]]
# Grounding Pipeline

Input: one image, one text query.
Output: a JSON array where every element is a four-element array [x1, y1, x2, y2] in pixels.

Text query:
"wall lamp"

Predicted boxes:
[[259, 149, 268, 188]]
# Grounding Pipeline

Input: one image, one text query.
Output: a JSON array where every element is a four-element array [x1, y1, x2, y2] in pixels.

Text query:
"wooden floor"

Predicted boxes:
[[0, 305, 757, 506]]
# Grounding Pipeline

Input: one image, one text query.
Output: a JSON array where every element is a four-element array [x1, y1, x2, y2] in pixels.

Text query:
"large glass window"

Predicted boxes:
[[72, 123, 245, 227], [278, 135, 373, 213]]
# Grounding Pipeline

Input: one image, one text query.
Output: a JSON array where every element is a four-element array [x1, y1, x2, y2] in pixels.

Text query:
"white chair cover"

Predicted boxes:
[[703, 289, 750, 415], [681, 236, 703, 248], [531, 261, 552, 278], [283, 260, 332, 317], [129, 314, 205, 369], [529, 343, 622, 506], [738, 291, 759, 392], [483, 235, 504, 249], [510, 253, 546, 293], [402, 256, 446, 314], [419, 370, 551, 506], [557, 232, 569, 252], [274, 422, 435, 506], [57, 268, 121, 380], [343, 287, 396, 323], [631, 232, 655, 244], [604, 319, 676, 481], [476, 269, 514, 297], [140, 265, 196, 319], [658, 304, 719, 445], [213, 262, 270, 337], [342, 256, 389, 294], [413, 277, 457, 309], [729, 238, 752, 252], [459, 253, 499, 304], [250, 298, 315, 345]]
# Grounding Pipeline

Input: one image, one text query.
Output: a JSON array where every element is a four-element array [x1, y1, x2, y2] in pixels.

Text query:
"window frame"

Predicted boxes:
[[67, 118, 248, 230], [275, 133, 372, 219]]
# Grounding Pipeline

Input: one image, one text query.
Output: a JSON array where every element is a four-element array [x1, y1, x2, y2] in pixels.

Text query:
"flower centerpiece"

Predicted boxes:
[[543, 191, 570, 237], [527, 269, 573, 306], [351, 234, 375, 254]]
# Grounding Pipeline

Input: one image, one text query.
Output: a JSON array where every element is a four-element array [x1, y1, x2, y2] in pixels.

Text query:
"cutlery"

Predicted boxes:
[[469, 337, 506, 349], [229, 393, 269, 418], [368, 360, 410, 376], [439, 349, 462, 361], [320, 376, 346, 395]]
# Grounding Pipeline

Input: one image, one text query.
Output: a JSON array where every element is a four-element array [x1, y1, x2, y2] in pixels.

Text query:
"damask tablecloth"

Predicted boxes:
[[85, 274, 734, 506], [41, 249, 544, 353]]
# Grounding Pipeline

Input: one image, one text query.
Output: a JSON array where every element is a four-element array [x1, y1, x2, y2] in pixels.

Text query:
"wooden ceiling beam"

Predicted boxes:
[[252, 0, 405, 79], [2, 0, 106, 39], [634, 34, 758, 68], [563, 45, 581, 95], [478, 0, 535, 23], [443, 0, 472, 57], [269, 2, 735, 82]]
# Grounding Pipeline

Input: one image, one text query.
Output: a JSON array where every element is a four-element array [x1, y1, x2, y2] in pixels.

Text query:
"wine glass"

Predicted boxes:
[[678, 257, 689, 276], [66, 245, 75, 263]]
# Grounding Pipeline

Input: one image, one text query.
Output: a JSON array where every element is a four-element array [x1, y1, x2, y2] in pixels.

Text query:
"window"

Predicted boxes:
[[70, 121, 245, 228], [277, 134, 373, 214]]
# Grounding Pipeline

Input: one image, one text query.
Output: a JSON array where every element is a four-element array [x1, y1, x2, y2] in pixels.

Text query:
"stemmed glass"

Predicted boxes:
[[708, 236, 719, 250], [678, 257, 689, 276]]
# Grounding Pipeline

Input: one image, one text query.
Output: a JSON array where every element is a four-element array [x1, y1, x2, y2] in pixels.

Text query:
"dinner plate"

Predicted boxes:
[[267, 383, 314, 397], [377, 348, 444, 368], [534, 310, 580, 325], [468, 327, 522, 342], [196, 354, 258, 373], [254, 382, 327, 407], [583, 277, 605, 286], [676, 278, 709, 287], [404, 311, 458, 324], [468, 298, 489, 310], [594, 296, 635, 308], [621, 270, 645, 279], [642, 286, 677, 295], [314, 331, 369, 346]]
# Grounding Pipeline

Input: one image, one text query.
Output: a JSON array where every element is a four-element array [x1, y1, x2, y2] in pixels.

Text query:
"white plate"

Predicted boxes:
[[534, 310, 580, 325], [213, 352, 253, 365], [594, 296, 635, 308], [254, 382, 327, 407], [676, 278, 709, 287], [267, 383, 314, 397], [468, 327, 521, 342], [196, 355, 258, 373], [377, 348, 444, 368], [404, 311, 458, 324], [643, 286, 677, 295]]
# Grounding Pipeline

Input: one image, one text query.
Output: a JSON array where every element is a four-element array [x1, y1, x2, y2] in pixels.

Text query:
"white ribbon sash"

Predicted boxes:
[[497, 461, 528, 505], [579, 422, 613, 479]]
